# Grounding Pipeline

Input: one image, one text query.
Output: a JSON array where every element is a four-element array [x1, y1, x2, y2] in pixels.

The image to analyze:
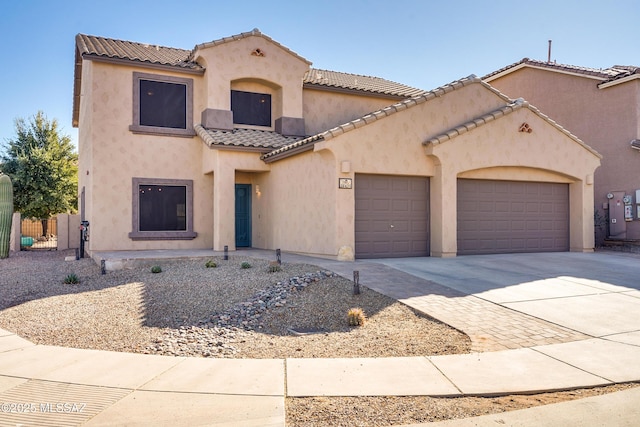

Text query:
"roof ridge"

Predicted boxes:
[[189, 28, 311, 65], [76, 33, 200, 71], [262, 75, 482, 162], [424, 98, 528, 145], [303, 68, 426, 98], [310, 68, 405, 81], [423, 98, 601, 158], [483, 57, 631, 82], [77, 33, 191, 53]]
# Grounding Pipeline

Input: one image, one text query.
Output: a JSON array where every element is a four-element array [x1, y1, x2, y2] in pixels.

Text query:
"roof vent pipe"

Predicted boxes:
[[547, 40, 552, 63]]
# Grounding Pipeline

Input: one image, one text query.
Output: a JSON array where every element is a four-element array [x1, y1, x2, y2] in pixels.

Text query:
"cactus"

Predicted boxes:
[[347, 307, 367, 327], [0, 174, 13, 259]]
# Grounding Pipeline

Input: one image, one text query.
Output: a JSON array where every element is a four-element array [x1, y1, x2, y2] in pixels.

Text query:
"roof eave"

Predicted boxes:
[[191, 28, 312, 66], [598, 73, 640, 89], [82, 54, 205, 75], [72, 46, 83, 127], [485, 62, 606, 82], [302, 82, 411, 100], [261, 142, 317, 163], [423, 99, 602, 159]]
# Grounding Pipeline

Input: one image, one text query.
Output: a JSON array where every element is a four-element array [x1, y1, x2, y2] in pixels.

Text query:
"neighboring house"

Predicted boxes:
[[484, 58, 640, 244], [72, 29, 600, 260]]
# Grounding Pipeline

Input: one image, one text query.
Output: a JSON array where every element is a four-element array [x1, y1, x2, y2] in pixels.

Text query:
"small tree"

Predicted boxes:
[[0, 112, 78, 236]]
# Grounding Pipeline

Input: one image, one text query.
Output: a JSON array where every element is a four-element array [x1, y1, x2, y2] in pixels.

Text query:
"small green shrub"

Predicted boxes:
[[151, 265, 162, 273], [205, 259, 217, 268], [63, 273, 79, 285], [240, 261, 252, 269], [347, 307, 366, 326], [268, 261, 281, 273]]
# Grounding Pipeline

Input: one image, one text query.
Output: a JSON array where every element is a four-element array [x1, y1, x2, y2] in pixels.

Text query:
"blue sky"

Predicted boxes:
[[1, 0, 638, 149]]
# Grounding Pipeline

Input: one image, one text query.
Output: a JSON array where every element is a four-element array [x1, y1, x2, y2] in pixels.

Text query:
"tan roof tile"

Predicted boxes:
[[195, 125, 305, 151], [191, 28, 311, 65], [75, 32, 426, 100], [75, 34, 201, 71], [303, 68, 426, 98], [423, 98, 601, 159], [262, 75, 482, 163], [484, 58, 637, 84]]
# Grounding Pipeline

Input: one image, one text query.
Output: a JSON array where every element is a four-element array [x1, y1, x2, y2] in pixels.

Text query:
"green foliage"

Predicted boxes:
[[0, 174, 13, 259], [347, 307, 366, 326], [0, 111, 78, 220], [151, 265, 162, 273], [63, 273, 79, 284], [205, 259, 217, 268], [240, 261, 252, 269], [268, 261, 281, 273]]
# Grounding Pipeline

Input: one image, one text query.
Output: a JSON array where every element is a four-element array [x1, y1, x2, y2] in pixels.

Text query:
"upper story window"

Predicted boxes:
[[231, 90, 271, 127], [130, 72, 195, 137]]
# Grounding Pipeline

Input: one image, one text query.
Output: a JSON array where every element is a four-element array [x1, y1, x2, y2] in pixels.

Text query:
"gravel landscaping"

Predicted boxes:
[[1, 249, 637, 426], [0, 249, 470, 358]]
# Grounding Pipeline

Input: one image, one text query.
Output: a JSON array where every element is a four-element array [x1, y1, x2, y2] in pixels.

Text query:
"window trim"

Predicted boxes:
[[231, 89, 272, 127], [130, 72, 195, 137], [129, 177, 197, 240]]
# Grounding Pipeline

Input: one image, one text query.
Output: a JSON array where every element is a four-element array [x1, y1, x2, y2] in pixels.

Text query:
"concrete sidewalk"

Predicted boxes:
[[1, 249, 639, 425], [2, 328, 639, 425]]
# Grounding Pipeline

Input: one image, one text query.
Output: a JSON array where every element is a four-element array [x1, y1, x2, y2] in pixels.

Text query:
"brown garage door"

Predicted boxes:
[[355, 174, 429, 258], [457, 179, 569, 255]]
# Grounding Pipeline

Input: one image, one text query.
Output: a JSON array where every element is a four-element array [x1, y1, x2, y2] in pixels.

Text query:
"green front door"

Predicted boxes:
[[235, 184, 252, 247]]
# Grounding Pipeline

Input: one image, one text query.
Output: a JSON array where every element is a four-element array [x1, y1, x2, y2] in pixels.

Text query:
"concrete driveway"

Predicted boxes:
[[374, 251, 640, 341]]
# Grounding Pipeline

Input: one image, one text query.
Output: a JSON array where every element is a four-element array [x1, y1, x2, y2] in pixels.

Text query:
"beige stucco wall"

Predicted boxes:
[[193, 35, 309, 120], [303, 89, 404, 136], [425, 107, 600, 255], [259, 150, 338, 256], [306, 84, 600, 257], [80, 60, 213, 252], [488, 69, 640, 240], [77, 42, 600, 259]]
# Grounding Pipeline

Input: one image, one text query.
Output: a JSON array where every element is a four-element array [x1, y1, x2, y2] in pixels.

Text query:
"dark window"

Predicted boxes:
[[130, 72, 194, 137], [139, 185, 186, 231], [231, 90, 271, 126], [140, 80, 187, 129], [129, 178, 197, 240]]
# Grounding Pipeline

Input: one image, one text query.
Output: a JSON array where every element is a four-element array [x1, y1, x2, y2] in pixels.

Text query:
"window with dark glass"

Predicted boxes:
[[129, 178, 196, 240], [231, 90, 271, 126], [138, 184, 187, 231], [130, 73, 194, 137], [140, 80, 187, 129]]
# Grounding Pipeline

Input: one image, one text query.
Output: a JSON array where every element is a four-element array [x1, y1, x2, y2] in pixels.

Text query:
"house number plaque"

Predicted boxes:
[[339, 178, 352, 189]]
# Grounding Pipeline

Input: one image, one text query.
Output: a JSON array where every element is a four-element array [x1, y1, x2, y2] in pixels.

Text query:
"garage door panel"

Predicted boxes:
[[458, 179, 569, 255], [356, 174, 429, 259], [371, 199, 390, 211], [411, 220, 428, 233], [392, 199, 410, 211]]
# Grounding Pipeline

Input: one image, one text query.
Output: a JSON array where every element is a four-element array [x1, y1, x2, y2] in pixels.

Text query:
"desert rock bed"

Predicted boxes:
[[1, 250, 636, 426]]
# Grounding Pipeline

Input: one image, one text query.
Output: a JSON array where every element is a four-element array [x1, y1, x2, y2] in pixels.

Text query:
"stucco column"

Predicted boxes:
[[430, 164, 458, 257], [213, 164, 236, 251], [570, 179, 595, 252]]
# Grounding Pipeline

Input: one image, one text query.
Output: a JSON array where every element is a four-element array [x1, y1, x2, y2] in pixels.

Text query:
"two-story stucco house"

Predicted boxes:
[[72, 29, 600, 259], [484, 59, 640, 244]]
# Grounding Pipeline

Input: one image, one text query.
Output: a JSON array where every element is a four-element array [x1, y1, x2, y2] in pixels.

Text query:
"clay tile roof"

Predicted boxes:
[[191, 28, 311, 65], [195, 125, 305, 151], [424, 98, 601, 158], [76, 34, 202, 71], [483, 58, 636, 83], [262, 75, 483, 163], [303, 68, 426, 98]]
